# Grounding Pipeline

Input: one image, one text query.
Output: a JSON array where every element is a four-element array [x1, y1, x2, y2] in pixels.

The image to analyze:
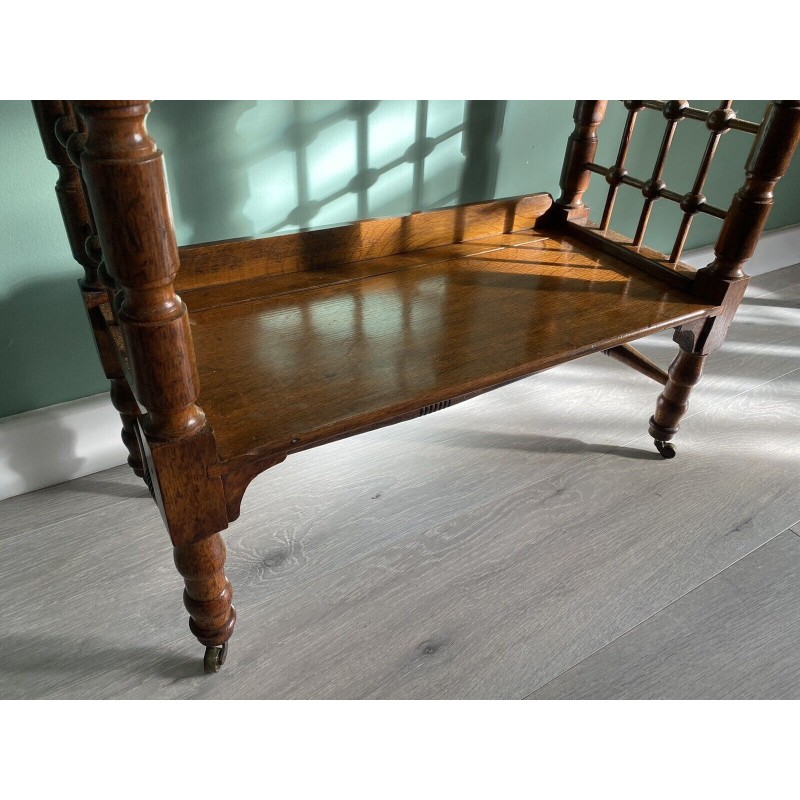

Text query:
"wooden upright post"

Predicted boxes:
[[701, 100, 800, 283], [73, 101, 234, 666], [556, 100, 608, 211], [32, 100, 145, 478]]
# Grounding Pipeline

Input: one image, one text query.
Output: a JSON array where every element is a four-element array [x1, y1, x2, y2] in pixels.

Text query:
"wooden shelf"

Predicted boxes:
[[179, 217, 719, 471]]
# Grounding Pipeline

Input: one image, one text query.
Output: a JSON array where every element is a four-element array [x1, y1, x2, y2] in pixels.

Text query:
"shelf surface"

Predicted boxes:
[[183, 229, 718, 467]]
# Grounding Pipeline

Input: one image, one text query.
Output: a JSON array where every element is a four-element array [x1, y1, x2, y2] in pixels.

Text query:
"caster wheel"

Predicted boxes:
[[203, 641, 228, 674], [654, 440, 676, 459]]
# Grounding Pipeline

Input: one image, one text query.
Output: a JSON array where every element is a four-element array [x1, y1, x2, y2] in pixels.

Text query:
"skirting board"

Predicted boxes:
[[1, 222, 799, 502], [0, 393, 127, 502], [681, 222, 800, 276]]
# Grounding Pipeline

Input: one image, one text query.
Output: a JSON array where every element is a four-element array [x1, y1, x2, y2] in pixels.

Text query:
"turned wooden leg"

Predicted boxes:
[[173, 533, 237, 673], [648, 348, 707, 458], [109, 377, 145, 478]]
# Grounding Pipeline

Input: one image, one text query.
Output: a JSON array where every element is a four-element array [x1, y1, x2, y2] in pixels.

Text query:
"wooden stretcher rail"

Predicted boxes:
[[560, 222, 698, 288], [641, 100, 761, 133], [586, 163, 728, 219]]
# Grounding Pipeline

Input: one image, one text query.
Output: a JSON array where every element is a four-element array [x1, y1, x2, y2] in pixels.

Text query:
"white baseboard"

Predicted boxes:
[[2, 224, 799, 502], [681, 222, 800, 276], [0, 393, 128, 502]]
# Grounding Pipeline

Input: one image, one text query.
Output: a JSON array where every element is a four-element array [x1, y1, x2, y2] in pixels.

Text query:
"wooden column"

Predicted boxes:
[[32, 100, 145, 477], [700, 100, 800, 283], [32, 101, 100, 291], [556, 101, 607, 211], [174, 536, 236, 648], [74, 101, 205, 443], [648, 349, 706, 456], [73, 101, 233, 659]]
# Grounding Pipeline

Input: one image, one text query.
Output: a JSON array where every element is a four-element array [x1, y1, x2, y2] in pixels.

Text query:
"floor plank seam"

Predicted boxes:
[[519, 526, 799, 700], [747, 279, 800, 300], [0, 491, 149, 547], [685, 362, 800, 413], [224, 425, 676, 618]]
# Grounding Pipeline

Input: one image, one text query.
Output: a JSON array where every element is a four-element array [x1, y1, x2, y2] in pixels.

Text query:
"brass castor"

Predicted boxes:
[[203, 641, 229, 674], [654, 440, 676, 459]]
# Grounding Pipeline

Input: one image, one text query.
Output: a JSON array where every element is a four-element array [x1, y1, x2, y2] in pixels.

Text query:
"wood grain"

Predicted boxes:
[[175, 194, 553, 290], [180, 235, 545, 312], [564, 223, 697, 286], [529, 531, 800, 699], [189, 232, 716, 467]]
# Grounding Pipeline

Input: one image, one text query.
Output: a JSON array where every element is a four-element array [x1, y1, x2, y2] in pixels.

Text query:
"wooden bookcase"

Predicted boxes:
[[32, 100, 800, 673]]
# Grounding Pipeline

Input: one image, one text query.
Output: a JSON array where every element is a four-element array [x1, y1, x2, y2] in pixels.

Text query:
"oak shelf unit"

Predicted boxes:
[[32, 100, 800, 675]]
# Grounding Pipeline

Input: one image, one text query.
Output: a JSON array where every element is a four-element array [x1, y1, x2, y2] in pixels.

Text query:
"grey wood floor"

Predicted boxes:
[[1, 264, 798, 699]]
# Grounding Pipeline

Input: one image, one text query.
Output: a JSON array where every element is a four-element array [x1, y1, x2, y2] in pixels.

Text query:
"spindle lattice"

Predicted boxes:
[[586, 100, 762, 264]]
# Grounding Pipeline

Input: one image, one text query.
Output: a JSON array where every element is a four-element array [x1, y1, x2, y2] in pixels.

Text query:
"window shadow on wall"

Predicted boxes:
[[150, 100, 508, 246], [152, 101, 258, 244]]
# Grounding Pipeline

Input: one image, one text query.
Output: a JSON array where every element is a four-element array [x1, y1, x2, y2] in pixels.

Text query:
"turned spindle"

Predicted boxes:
[[74, 100, 207, 443], [73, 101, 233, 667], [32, 100, 145, 476], [173, 534, 236, 668], [700, 100, 800, 282], [648, 349, 707, 458], [32, 101, 100, 292], [556, 100, 608, 210]]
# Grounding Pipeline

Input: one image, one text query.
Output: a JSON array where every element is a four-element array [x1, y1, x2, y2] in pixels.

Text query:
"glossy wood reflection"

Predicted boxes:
[[187, 231, 717, 467]]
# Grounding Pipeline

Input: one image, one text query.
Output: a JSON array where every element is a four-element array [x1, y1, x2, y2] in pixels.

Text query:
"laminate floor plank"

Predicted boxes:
[[528, 531, 800, 699], [0, 464, 149, 543], [30, 371, 800, 699], [746, 262, 800, 297]]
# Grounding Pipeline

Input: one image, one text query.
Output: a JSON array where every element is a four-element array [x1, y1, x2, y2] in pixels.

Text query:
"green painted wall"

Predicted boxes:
[[2, 100, 799, 418]]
